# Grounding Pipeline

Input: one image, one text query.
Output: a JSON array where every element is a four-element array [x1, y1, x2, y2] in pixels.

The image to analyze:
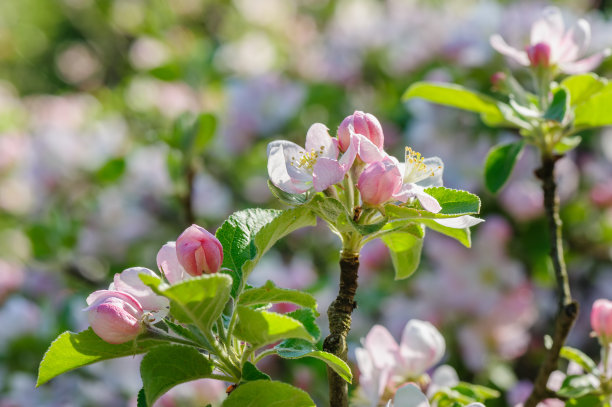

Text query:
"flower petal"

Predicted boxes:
[[267, 140, 312, 194], [557, 19, 590, 63], [392, 383, 430, 407], [490, 34, 529, 66], [434, 215, 484, 228], [312, 157, 345, 191], [305, 123, 338, 159], [355, 133, 385, 163], [157, 242, 187, 284], [398, 320, 445, 377], [559, 49, 611, 74], [112, 267, 170, 314], [531, 7, 565, 46], [364, 325, 400, 370]]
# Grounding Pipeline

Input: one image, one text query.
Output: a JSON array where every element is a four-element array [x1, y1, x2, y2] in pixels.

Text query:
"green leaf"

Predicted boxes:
[[143, 273, 232, 331], [275, 339, 353, 383], [137, 388, 148, 407], [380, 225, 424, 280], [557, 375, 598, 399], [483, 141, 525, 193], [565, 394, 605, 407], [403, 82, 507, 125], [350, 215, 389, 236], [308, 195, 353, 233], [223, 381, 315, 407], [554, 136, 582, 154], [287, 308, 320, 341], [96, 158, 126, 184], [171, 113, 217, 154], [241, 361, 271, 382], [560, 346, 598, 374], [574, 82, 612, 128], [233, 306, 315, 347], [238, 281, 317, 310], [424, 187, 481, 215], [561, 73, 607, 107], [37, 329, 163, 386], [418, 218, 471, 247], [452, 382, 500, 401], [268, 180, 312, 206], [543, 87, 569, 123], [216, 208, 317, 297], [192, 113, 217, 154], [140, 345, 214, 406]]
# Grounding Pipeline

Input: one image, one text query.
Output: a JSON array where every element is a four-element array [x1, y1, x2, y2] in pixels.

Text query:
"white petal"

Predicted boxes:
[[418, 156, 444, 188], [267, 141, 312, 194], [364, 325, 400, 370], [305, 123, 338, 159], [531, 7, 565, 46], [557, 19, 590, 63], [113, 267, 170, 313], [312, 157, 345, 192], [434, 215, 484, 228], [392, 384, 430, 407], [559, 49, 611, 74], [156, 242, 187, 284], [490, 34, 529, 66], [399, 320, 445, 377], [413, 189, 442, 213]]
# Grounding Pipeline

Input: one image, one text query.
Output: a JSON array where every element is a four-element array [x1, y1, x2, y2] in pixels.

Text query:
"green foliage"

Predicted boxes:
[[216, 207, 317, 297], [140, 345, 214, 406], [425, 187, 481, 215], [37, 329, 163, 386], [223, 380, 316, 407], [561, 74, 607, 107], [565, 394, 607, 407], [95, 158, 126, 184], [142, 273, 232, 331], [557, 375, 598, 399], [168, 113, 217, 154], [286, 308, 320, 340], [233, 306, 315, 347], [238, 280, 317, 310], [483, 141, 525, 193], [417, 218, 472, 247], [380, 224, 424, 280], [268, 181, 313, 206], [543, 87, 569, 123], [432, 382, 500, 407], [241, 361, 271, 382], [559, 346, 598, 374], [574, 82, 612, 128], [308, 195, 354, 233], [275, 339, 353, 383]]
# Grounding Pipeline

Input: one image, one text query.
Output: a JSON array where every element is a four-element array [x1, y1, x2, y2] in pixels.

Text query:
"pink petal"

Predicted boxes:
[[531, 7, 565, 46], [157, 242, 187, 284], [85, 290, 143, 313], [305, 123, 338, 159], [559, 49, 611, 74], [365, 325, 400, 370], [355, 133, 385, 163], [312, 157, 345, 191], [338, 133, 358, 171], [112, 267, 169, 313], [556, 19, 590, 63], [490, 34, 529, 66]]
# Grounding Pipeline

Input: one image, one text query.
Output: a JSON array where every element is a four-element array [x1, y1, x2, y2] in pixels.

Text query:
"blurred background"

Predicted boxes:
[[1, 0, 612, 405]]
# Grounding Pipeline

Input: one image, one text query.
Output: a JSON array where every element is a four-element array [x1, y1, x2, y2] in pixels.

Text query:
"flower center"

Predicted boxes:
[[291, 146, 326, 170], [404, 147, 440, 183]]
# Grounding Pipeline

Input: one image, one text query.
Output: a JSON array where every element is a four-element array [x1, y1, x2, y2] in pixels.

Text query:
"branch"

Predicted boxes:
[[524, 154, 579, 407], [323, 251, 359, 407]]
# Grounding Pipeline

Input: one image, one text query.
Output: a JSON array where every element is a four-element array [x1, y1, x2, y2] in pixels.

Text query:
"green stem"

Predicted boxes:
[[254, 348, 277, 364], [209, 373, 235, 382], [145, 325, 203, 348]]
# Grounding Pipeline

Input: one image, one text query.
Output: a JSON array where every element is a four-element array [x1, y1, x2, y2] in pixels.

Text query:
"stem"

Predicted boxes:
[[323, 250, 359, 407], [524, 153, 579, 407], [254, 348, 277, 364], [183, 164, 196, 225], [208, 373, 235, 382]]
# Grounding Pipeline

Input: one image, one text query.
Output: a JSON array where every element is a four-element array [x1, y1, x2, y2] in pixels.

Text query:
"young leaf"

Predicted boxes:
[[287, 308, 320, 341], [140, 345, 214, 406], [561, 73, 607, 107], [216, 207, 317, 297], [233, 306, 315, 347], [241, 361, 271, 382], [554, 136, 582, 154], [275, 338, 353, 383], [543, 87, 569, 123], [403, 82, 507, 125], [424, 187, 481, 215], [483, 141, 525, 193], [560, 346, 598, 374], [192, 113, 217, 154], [380, 225, 424, 280], [152, 274, 232, 331], [574, 83, 612, 128], [223, 380, 315, 407], [137, 388, 148, 407], [557, 374, 599, 399], [307, 195, 354, 233], [418, 218, 471, 247], [238, 281, 317, 310], [268, 180, 312, 206], [37, 329, 163, 386]]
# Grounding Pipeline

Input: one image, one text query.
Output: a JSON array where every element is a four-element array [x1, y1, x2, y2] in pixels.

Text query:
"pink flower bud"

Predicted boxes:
[[526, 42, 551, 67], [357, 157, 402, 206], [176, 224, 223, 276], [490, 72, 507, 90], [591, 299, 612, 340], [85, 290, 143, 344], [337, 111, 384, 152]]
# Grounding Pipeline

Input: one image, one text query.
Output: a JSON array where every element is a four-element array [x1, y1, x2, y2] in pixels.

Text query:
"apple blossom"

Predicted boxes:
[[490, 7, 611, 74], [386, 383, 485, 407], [357, 156, 403, 206], [110, 267, 169, 315], [591, 299, 612, 341], [267, 123, 358, 193], [85, 290, 144, 344], [394, 147, 443, 213], [156, 242, 188, 284], [176, 224, 224, 276], [338, 111, 384, 152]]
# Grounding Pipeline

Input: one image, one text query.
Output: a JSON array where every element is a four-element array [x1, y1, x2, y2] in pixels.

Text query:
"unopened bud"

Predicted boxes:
[[526, 42, 551, 67], [176, 224, 223, 276], [85, 290, 143, 344], [591, 299, 612, 342], [357, 157, 402, 206], [337, 111, 384, 152]]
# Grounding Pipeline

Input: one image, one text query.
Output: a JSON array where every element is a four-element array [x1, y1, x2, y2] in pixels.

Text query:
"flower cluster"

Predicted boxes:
[[85, 224, 223, 344], [267, 111, 443, 212]]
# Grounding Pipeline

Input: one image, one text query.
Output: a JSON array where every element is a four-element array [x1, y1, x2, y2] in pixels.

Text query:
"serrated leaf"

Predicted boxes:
[[238, 281, 317, 310], [560, 346, 598, 374], [543, 87, 569, 123], [241, 361, 271, 382], [141, 345, 214, 406], [561, 74, 607, 107], [233, 306, 315, 347], [380, 226, 424, 280], [223, 380, 315, 407], [268, 180, 312, 206], [350, 216, 389, 236], [137, 388, 148, 407], [424, 187, 481, 215], [574, 82, 612, 128], [216, 208, 317, 297], [419, 218, 471, 247], [483, 141, 525, 193], [287, 308, 320, 341], [37, 329, 163, 386], [308, 195, 353, 233], [275, 339, 353, 383], [163, 320, 210, 349]]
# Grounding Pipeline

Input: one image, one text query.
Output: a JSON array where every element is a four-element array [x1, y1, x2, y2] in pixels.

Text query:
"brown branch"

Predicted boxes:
[[323, 251, 359, 407], [182, 165, 196, 226], [524, 154, 579, 407]]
